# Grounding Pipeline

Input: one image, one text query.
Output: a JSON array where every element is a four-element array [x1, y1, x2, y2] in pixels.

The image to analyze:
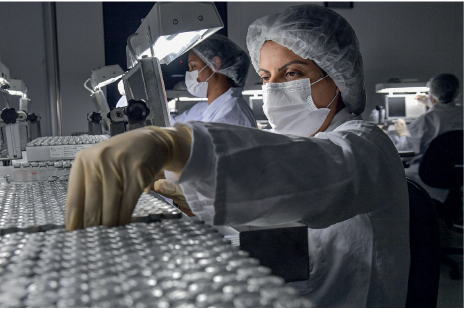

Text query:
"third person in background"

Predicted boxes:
[[394, 73, 463, 203]]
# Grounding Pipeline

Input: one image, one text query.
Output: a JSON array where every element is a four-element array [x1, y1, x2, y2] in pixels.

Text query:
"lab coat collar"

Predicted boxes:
[[202, 87, 243, 118], [229, 87, 244, 98], [325, 107, 361, 133], [430, 102, 460, 111]]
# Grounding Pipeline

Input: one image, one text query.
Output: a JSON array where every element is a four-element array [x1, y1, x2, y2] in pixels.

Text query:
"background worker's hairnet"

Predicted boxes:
[[192, 34, 250, 87], [428, 73, 460, 103], [246, 4, 366, 115]]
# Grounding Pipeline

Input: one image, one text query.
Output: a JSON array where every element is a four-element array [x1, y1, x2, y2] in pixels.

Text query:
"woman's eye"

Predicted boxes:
[[261, 76, 270, 84], [286, 71, 301, 79]]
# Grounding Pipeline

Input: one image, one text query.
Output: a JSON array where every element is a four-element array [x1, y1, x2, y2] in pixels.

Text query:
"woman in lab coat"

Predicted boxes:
[[66, 4, 410, 307], [172, 34, 257, 128], [116, 34, 257, 128]]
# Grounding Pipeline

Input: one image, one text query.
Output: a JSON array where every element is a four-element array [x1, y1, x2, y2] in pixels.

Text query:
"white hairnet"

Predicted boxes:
[[192, 34, 250, 87], [246, 4, 366, 115], [428, 74, 460, 103]]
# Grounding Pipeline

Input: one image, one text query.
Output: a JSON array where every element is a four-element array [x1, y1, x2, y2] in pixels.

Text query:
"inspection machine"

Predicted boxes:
[[0, 60, 24, 160], [108, 2, 224, 136], [84, 64, 124, 134]]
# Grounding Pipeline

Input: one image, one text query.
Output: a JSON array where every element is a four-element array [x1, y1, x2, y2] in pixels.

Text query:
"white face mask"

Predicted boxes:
[[262, 76, 339, 137], [185, 65, 215, 98]]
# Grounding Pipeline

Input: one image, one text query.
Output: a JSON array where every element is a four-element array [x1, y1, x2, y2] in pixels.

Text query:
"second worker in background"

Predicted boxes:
[[147, 34, 258, 212]]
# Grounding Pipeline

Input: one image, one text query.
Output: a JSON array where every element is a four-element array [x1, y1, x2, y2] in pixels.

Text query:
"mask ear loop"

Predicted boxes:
[[326, 89, 339, 109], [311, 73, 339, 109], [198, 64, 208, 73], [310, 74, 329, 86], [198, 64, 215, 82], [205, 71, 215, 82]]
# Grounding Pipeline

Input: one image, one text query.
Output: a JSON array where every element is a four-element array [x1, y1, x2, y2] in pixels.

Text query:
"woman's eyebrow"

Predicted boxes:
[[258, 68, 270, 73], [278, 60, 308, 72]]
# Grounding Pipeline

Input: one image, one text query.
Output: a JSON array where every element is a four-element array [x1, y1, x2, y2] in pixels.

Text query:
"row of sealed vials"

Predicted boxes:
[[0, 181, 182, 235], [0, 221, 312, 307], [12, 160, 73, 182], [27, 135, 108, 147], [0, 181, 68, 234]]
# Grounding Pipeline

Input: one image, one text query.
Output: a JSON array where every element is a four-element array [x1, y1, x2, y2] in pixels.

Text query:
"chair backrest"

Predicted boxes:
[[419, 130, 463, 189], [406, 178, 441, 308]]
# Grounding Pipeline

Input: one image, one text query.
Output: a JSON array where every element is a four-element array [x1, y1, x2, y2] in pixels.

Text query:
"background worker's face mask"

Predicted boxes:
[[262, 76, 338, 137], [185, 65, 215, 98]]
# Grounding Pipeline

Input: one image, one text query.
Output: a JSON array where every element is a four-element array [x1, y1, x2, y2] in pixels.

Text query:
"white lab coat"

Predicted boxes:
[[172, 87, 257, 128], [166, 107, 410, 307], [393, 102, 463, 202]]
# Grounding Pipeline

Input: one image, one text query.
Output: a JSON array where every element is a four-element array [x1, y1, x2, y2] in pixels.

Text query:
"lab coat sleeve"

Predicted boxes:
[[174, 120, 407, 228], [165, 122, 217, 225], [171, 110, 188, 124]]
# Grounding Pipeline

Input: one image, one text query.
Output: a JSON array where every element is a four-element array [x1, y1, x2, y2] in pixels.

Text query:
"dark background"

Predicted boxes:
[[102, 2, 228, 107]]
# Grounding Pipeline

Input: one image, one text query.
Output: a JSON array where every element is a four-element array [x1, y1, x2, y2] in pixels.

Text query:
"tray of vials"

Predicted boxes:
[[0, 181, 182, 235], [0, 221, 311, 307], [26, 135, 108, 162], [12, 160, 73, 182]]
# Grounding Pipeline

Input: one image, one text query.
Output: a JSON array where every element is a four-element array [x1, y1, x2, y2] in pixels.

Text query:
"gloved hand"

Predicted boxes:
[[154, 179, 194, 215], [154, 169, 166, 181], [395, 118, 408, 137], [65, 123, 192, 230], [414, 94, 431, 108]]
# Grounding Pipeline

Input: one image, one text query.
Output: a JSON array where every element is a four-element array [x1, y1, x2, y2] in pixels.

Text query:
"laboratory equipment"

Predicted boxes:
[[375, 82, 429, 94], [107, 106, 128, 136], [0, 55, 10, 89], [107, 97, 152, 135], [6, 79, 36, 150], [27, 113, 41, 141], [113, 2, 223, 136], [0, 108, 23, 159], [86, 111, 103, 135], [84, 65, 125, 133], [7, 79, 30, 112], [25, 135, 108, 162], [0, 60, 23, 160], [385, 94, 428, 122], [376, 81, 429, 124], [6, 79, 41, 142]]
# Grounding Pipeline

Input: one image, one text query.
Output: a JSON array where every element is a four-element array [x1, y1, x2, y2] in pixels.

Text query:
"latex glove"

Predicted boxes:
[[414, 94, 431, 108], [143, 170, 167, 193], [155, 169, 166, 181], [66, 123, 192, 230], [153, 179, 194, 215], [395, 118, 408, 137]]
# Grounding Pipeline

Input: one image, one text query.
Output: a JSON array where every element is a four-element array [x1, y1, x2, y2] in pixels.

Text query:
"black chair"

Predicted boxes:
[[406, 178, 441, 308], [419, 130, 463, 280]]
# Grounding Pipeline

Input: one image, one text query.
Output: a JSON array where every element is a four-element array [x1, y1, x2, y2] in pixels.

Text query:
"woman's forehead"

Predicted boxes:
[[188, 51, 202, 63], [259, 41, 316, 70]]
